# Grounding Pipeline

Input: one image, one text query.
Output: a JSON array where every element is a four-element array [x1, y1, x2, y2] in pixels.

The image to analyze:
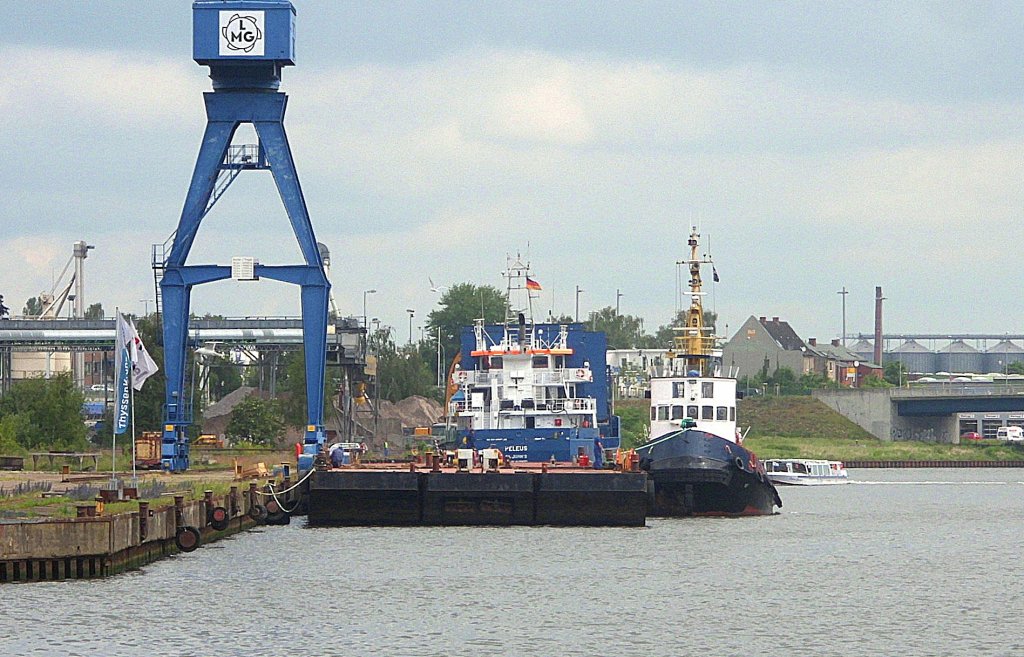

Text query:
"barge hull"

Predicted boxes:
[[307, 469, 648, 527]]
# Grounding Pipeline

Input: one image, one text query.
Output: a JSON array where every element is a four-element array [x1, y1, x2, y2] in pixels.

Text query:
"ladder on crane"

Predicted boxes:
[[151, 144, 268, 318]]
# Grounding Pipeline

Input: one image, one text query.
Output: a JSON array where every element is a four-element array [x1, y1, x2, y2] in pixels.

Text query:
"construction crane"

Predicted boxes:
[[157, 1, 330, 472]]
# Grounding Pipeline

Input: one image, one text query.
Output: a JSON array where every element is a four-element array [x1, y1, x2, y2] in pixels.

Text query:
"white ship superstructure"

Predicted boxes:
[[447, 256, 604, 463], [648, 228, 737, 443]]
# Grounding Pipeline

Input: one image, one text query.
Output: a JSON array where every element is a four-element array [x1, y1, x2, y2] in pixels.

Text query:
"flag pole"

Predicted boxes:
[[111, 307, 118, 488], [130, 381, 137, 484]]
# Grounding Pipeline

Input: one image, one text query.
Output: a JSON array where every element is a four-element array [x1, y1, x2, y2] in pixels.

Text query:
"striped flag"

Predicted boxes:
[[525, 276, 542, 291], [128, 318, 159, 391]]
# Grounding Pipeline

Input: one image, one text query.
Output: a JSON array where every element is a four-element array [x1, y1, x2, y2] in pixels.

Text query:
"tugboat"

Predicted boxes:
[[635, 228, 782, 516], [447, 256, 620, 464]]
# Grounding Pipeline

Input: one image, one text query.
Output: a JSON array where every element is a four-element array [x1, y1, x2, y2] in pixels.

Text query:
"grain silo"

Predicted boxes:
[[984, 340, 1024, 374], [892, 339, 937, 374], [849, 339, 875, 364], [936, 340, 983, 374]]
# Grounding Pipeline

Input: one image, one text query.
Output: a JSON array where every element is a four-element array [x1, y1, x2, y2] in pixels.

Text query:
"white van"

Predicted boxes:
[[996, 426, 1024, 442]]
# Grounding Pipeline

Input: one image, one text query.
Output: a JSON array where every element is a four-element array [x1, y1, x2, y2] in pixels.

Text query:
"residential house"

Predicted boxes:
[[804, 337, 883, 387], [722, 316, 808, 381]]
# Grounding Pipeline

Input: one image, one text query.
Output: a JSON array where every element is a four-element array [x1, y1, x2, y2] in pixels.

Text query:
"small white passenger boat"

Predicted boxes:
[[763, 459, 849, 486]]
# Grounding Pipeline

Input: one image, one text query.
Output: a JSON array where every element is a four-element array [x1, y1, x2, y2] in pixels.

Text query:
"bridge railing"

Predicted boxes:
[[892, 383, 1024, 398]]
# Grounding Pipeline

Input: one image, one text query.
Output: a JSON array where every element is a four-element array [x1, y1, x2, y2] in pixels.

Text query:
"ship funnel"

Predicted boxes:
[[518, 312, 526, 346]]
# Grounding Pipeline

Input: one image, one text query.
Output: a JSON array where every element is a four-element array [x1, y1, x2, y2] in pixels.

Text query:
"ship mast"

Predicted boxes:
[[503, 253, 535, 349], [670, 227, 715, 375]]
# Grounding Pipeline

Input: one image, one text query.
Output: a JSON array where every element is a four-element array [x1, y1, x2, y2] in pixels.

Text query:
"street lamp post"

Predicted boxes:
[[575, 285, 584, 322], [615, 289, 622, 316], [435, 326, 444, 388], [406, 309, 415, 345], [362, 289, 376, 328], [837, 287, 848, 347], [140, 299, 153, 317]]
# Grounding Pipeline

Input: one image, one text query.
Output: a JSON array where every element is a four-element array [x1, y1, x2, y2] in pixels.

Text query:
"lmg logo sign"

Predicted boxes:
[[219, 11, 264, 56]]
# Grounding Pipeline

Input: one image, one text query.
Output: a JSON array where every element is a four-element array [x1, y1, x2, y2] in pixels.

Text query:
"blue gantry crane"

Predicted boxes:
[[159, 1, 329, 472]]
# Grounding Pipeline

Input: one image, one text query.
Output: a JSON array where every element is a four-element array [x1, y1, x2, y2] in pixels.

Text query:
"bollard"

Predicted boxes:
[[431, 453, 441, 473], [138, 501, 149, 541], [94, 496, 105, 516], [204, 490, 214, 526], [541, 462, 548, 474], [173, 495, 184, 529], [76, 505, 93, 518], [61, 464, 71, 478]]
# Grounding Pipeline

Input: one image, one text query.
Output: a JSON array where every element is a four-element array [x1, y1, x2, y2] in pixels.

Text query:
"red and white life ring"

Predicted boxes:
[[575, 368, 587, 379], [456, 371, 468, 383]]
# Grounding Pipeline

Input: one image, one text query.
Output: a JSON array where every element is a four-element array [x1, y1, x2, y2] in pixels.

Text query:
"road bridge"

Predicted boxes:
[[814, 385, 1024, 444]]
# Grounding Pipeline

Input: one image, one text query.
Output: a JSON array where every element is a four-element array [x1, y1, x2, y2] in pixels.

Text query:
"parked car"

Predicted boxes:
[[960, 431, 982, 441]]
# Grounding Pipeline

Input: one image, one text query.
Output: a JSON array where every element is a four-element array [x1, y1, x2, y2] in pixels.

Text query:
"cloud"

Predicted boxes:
[[4, 39, 1024, 337], [0, 45, 203, 130]]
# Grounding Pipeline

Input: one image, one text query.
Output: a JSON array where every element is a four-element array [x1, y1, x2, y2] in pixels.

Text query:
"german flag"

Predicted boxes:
[[525, 276, 542, 291]]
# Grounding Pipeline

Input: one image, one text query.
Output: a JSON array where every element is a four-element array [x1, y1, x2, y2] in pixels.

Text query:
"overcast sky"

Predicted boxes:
[[3, 2, 1023, 344]]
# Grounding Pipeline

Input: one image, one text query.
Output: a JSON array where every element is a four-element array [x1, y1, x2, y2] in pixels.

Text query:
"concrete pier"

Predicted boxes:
[[307, 467, 649, 527]]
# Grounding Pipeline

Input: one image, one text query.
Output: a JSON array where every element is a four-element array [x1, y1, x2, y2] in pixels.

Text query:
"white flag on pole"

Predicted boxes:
[[127, 318, 159, 390]]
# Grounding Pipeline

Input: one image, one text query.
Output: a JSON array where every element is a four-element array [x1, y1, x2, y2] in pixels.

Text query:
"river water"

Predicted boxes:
[[2, 468, 1023, 657]]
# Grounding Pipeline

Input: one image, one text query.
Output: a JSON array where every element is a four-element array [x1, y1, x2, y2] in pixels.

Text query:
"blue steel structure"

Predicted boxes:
[[160, 1, 329, 471]]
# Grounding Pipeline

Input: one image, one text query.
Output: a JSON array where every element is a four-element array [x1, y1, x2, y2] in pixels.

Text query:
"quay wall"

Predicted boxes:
[[0, 488, 258, 583]]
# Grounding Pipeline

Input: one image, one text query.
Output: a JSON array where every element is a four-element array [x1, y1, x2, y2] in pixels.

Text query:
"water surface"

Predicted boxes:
[[2, 468, 1022, 656]]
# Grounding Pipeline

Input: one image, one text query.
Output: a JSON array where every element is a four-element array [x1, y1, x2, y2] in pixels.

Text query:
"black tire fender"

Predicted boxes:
[[175, 526, 201, 552], [210, 506, 229, 531]]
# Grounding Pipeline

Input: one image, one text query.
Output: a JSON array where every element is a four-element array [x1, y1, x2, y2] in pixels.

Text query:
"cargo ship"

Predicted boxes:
[[446, 256, 620, 464], [635, 228, 782, 516]]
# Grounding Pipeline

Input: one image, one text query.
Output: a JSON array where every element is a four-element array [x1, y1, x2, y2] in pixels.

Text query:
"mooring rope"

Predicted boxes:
[[253, 466, 317, 514]]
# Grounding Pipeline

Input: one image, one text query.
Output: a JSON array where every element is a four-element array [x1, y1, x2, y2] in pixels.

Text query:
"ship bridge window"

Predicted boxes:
[[701, 405, 713, 420], [672, 382, 685, 398], [671, 405, 684, 420], [687, 405, 698, 419], [490, 357, 503, 369], [532, 356, 549, 368], [729, 407, 735, 421], [479, 356, 490, 370], [657, 406, 669, 421], [716, 406, 727, 421], [555, 356, 565, 368], [650, 407, 657, 421], [701, 382, 714, 398]]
